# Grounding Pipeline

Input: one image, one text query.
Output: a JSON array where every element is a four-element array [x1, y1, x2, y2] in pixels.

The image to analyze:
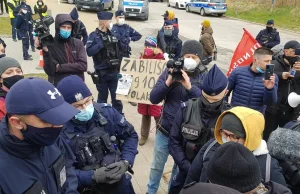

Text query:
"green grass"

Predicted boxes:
[[0, 17, 11, 35], [24, 73, 48, 80], [225, 6, 300, 31]]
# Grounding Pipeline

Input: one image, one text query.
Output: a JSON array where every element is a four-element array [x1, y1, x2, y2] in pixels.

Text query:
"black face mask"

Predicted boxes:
[[3, 75, 24, 89], [200, 95, 223, 112], [266, 26, 273, 32], [285, 56, 298, 66]]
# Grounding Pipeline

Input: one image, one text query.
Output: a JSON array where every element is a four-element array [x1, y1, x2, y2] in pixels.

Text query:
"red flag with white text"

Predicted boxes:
[[227, 28, 261, 76]]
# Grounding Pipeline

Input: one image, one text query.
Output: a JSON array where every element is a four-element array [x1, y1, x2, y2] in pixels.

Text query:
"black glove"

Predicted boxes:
[[106, 161, 129, 179], [92, 166, 119, 184]]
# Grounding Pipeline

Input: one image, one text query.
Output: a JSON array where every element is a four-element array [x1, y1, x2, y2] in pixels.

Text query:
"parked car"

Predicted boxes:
[[76, 0, 113, 11], [118, 0, 149, 20], [186, 0, 227, 16], [168, 0, 190, 9]]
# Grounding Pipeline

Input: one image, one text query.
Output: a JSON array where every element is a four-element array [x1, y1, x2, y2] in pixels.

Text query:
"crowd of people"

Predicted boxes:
[[0, 2, 299, 194]]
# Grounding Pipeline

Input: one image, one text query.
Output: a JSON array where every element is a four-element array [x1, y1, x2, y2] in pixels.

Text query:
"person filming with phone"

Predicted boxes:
[[264, 40, 300, 140], [225, 47, 278, 114]]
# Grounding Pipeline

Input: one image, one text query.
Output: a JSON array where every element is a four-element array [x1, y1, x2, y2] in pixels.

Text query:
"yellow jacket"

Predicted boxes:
[[214, 106, 264, 151]]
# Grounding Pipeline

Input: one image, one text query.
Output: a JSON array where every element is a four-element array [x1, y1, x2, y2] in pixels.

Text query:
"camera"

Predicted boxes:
[[167, 58, 184, 81], [33, 15, 54, 48]]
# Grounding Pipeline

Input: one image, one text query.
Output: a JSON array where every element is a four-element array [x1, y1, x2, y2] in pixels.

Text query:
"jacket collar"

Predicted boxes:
[[253, 140, 269, 156]]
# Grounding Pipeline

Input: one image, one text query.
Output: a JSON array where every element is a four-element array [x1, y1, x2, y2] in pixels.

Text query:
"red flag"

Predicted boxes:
[[227, 28, 261, 76]]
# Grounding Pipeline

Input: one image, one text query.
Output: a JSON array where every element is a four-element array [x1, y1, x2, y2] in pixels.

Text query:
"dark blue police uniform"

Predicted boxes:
[[15, 2, 35, 51], [86, 11, 123, 114], [168, 65, 231, 194], [157, 20, 182, 61], [70, 8, 88, 46], [0, 77, 80, 194], [15, 5, 32, 60], [57, 75, 139, 194], [111, 10, 142, 58]]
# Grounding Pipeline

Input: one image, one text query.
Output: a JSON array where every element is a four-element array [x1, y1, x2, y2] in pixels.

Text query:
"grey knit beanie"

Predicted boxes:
[[0, 57, 22, 77], [181, 40, 203, 59]]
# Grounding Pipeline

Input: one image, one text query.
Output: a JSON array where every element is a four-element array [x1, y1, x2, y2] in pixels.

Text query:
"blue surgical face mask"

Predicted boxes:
[[75, 103, 95, 122], [222, 136, 228, 143], [59, 29, 71, 39], [255, 64, 265, 73]]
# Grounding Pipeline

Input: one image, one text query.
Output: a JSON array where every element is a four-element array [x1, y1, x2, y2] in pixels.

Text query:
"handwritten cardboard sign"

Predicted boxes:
[[116, 58, 167, 105]]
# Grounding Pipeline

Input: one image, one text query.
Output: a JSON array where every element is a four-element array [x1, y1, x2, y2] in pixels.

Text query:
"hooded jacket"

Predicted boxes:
[[185, 107, 286, 187], [43, 14, 87, 86], [34, 0, 48, 19], [200, 27, 215, 57], [0, 118, 79, 194]]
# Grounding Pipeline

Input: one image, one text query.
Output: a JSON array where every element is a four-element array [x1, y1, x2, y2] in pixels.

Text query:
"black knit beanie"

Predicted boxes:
[[207, 142, 262, 193], [181, 40, 203, 59], [220, 113, 246, 139]]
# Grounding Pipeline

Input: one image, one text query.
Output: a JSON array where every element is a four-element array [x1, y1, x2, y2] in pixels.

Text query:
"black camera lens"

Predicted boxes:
[[167, 60, 175, 68]]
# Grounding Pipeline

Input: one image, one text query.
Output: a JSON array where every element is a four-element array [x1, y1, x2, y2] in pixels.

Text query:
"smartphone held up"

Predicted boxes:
[[264, 64, 275, 80]]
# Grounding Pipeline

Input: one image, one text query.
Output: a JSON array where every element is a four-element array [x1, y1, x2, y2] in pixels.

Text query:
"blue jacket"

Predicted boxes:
[[86, 29, 120, 70], [256, 29, 280, 49], [111, 24, 142, 58], [0, 119, 79, 194], [150, 68, 206, 132], [15, 13, 29, 32], [185, 138, 287, 187], [157, 31, 182, 61], [226, 65, 278, 113], [14, 2, 33, 22], [60, 103, 138, 187]]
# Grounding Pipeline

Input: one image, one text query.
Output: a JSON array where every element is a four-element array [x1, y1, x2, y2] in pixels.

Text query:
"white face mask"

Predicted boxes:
[[184, 58, 198, 71], [107, 22, 113, 30], [118, 18, 125, 25], [222, 136, 228, 143], [22, 10, 28, 14]]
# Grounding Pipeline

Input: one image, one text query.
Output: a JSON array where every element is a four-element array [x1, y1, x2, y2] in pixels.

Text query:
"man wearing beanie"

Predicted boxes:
[[37, 14, 87, 86], [146, 39, 207, 194], [57, 75, 138, 194], [199, 20, 215, 65], [157, 20, 182, 61], [185, 106, 286, 188], [70, 7, 88, 46], [226, 47, 278, 114], [86, 11, 123, 114], [207, 142, 291, 194], [34, 0, 48, 19], [264, 40, 300, 140], [168, 64, 231, 194], [112, 10, 142, 59], [0, 57, 23, 120]]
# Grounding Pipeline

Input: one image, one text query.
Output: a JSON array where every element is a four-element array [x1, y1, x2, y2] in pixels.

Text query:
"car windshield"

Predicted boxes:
[[210, 0, 225, 3]]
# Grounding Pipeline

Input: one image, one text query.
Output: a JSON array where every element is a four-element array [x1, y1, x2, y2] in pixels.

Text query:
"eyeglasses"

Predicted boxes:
[[219, 129, 240, 142], [73, 98, 93, 110]]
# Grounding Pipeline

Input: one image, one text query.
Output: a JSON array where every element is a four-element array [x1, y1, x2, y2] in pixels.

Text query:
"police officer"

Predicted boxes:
[[57, 75, 138, 194], [34, 0, 47, 19], [146, 40, 207, 194], [112, 10, 142, 59], [157, 20, 182, 61], [0, 77, 80, 193], [70, 7, 88, 46], [86, 11, 123, 114], [168, 64, 231, 194], [7, 0, 20, 42], [15, 5, 32, 60], [0, 38, 6, 58], [256, 20, 280, 49]]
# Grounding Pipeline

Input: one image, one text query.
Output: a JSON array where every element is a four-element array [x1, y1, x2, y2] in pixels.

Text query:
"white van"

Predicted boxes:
[[167, 0, 191, 9]]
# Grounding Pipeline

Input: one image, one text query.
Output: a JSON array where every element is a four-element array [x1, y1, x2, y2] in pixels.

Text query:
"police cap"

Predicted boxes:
[[97, 11, 113, 20]]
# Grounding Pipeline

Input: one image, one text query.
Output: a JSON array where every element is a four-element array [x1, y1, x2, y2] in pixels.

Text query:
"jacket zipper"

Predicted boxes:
[[39, 149, 50, 194]]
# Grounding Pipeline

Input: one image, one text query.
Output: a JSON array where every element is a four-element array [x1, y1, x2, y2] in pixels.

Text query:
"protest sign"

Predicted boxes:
[[227, 28, 261, 76], [116, 58, 167, 105]]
